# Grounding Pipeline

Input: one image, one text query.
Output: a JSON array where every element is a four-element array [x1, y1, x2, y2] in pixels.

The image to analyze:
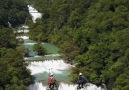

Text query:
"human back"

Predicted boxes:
[[47, 73, 58, 90], [77, 73, 87, 89], [49, 75, 54, 84], [78, 73, 87, 83]]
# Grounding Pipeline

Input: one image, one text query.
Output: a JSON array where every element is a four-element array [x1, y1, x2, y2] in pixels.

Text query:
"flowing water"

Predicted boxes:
[[17, 5, 107, 90], [28, 5, 42, 23]]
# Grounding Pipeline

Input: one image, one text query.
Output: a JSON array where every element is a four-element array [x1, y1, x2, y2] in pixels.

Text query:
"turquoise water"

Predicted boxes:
[[24, 39, 59, 55], [23, 39, 61, 60], [23, 37, 72, 84], [33, 71, 72, 87], [43, 43, 59, 54], [34, 70, 71, 82]]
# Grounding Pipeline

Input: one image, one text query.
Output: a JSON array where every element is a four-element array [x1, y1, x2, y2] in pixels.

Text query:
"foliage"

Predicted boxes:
[[0, 0, 32, 89], [0, 48, 32, 90], [33, 43, 47, 55], [0, 28, 16, 48], [30, 0, 129, 89], [59, 40, 80, 64], [16, 45, 30, 57], [0, 0, 29, 27], [29, 19, 47, 42]]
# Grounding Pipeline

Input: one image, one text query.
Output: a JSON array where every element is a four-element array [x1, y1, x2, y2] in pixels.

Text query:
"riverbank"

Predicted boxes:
[[25, 5, 107, 90]]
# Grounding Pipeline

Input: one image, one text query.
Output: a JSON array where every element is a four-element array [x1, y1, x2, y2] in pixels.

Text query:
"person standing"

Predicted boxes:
[[48, 73, 55, 89], [77, 73, 87, 89]]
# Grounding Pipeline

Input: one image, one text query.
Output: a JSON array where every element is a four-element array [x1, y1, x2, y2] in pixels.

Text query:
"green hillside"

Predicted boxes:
[[29, 0, 129, 89], [0, 0, 32, 90]]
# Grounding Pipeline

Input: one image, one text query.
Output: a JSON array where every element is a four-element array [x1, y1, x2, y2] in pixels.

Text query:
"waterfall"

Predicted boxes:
[[26, 5, 107, 90], [27, 60, 106, 90], [29, 82, 46, 90], [29, 82, 106, 90], [27, 5, 42, 23], [27, 60, 71, 75]]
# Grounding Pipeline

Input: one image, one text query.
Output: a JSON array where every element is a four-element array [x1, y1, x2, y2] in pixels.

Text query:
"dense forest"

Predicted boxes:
[[1, 0, 129, 89], [0, 0, 32, 90], [29, 0, 129, 90]]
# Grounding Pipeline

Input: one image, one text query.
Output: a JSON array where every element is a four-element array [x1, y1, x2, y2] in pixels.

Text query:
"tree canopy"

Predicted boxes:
[[0, 48, 32, 90], [0, 0, 29, 27], [29, 0, 129, 89], [0, 0, 32, 89], [33, 43, 47, 55]]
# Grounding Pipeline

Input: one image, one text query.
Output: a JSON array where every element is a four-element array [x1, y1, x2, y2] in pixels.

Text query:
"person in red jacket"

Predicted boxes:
[[48, 73, 55, 89]]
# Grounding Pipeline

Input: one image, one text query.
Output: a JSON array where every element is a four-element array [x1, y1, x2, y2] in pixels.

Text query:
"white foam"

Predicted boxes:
[[29, 82, 105, 90], [24, 43, 37, 45], [28, 5, 42, 23], [16, 36, 29, 39], [17, 30, 29, 33], [22, 25, 29, 28], [59, 83, 104, 90], [29, 82, 46, 90], [34, 55, 42, 57], [45, 54, 61, 57], [58, 83, 77, 90], [27, 60, 71, 75]]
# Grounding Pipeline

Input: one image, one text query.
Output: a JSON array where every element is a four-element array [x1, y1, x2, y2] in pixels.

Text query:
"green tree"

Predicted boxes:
[[28, 0, 129, 89], [59, 40, 80, 64], [33, 43, 47, 55], [0, 48, 32, 90], [16, 45, 29, 57], [0, 28, 16, 48]]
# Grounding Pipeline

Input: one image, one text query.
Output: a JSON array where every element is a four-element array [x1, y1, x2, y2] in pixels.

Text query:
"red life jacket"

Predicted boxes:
[[48, 76, 54, 84]]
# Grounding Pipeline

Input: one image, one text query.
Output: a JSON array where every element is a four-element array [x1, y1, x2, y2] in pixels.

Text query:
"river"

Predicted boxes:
[[17, 5, 107, 90]]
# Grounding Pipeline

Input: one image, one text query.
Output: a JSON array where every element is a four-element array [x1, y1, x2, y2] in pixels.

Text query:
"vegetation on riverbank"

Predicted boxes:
[[33, 43, 47, 55], [0, 0, 32, 89], [29, 0, 129, 89]]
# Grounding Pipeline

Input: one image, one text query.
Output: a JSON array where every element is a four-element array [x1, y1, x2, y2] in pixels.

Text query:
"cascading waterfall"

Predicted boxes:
[[27, 60, 73, 90], [28, 5, 42, 23], [27, 60, 71, 75], [27, 60, 106, 90], [22, 5, 107, 90], [29, 82, 46, 90]]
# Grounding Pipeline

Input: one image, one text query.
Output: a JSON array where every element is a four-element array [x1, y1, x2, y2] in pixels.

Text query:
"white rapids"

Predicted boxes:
[[26, 5, 107, 90], [29, 81, 105, 90], [28, 60, 106, 90], [27, 60, 71, 75], [27, 5, 42, 23]]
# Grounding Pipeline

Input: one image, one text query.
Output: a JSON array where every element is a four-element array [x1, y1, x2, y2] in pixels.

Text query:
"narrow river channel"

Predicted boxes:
[[17, 5, 107, 90]]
